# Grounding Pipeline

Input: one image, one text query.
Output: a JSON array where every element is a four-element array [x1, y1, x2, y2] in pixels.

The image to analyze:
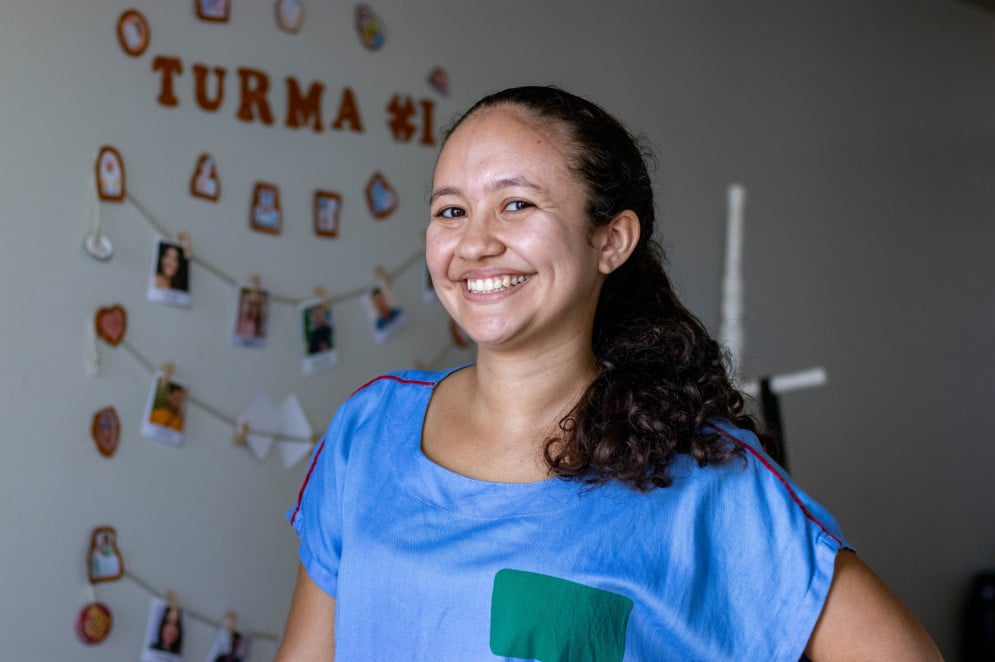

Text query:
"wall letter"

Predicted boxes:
[[285, 77, 324, 132], [193, 64, 226, 112], [419, 98, 436, 146], [151, 56, 183, 107], [330, 87, 364, 133], [236, 68, 275, 125]]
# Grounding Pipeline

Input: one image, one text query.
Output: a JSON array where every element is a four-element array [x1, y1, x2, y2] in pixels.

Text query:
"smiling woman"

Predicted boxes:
[[276, 86, 941, 661]]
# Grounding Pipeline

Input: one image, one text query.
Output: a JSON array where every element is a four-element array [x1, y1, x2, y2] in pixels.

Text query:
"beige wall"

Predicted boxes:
[[1, 1, 992, 658]]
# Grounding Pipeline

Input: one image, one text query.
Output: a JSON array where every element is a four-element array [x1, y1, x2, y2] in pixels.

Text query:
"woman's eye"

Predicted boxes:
[[504, 200, 532, 212], [436, 206, 465, 219]]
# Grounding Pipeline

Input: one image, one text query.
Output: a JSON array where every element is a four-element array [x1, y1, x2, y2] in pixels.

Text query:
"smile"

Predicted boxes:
[[466, 275, 529, 293]]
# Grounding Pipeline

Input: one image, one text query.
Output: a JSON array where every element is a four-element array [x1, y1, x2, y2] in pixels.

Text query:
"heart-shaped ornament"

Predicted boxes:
[[95, 305, 127, 346]]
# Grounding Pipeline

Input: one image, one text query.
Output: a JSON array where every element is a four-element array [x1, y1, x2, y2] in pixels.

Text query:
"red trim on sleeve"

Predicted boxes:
[[290, 436, 326, 526], [291, 375, 435, 526], [351, 373, 437, 395], [708, 423, 843, 547]]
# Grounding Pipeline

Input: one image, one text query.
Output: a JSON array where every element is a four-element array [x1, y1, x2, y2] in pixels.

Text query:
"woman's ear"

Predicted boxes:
[[597, 210, 641, 274]]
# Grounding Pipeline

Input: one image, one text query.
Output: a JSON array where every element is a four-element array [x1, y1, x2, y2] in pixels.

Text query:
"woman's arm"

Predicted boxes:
[[275, 563, 336, 662], [805, 550, 942, 661]]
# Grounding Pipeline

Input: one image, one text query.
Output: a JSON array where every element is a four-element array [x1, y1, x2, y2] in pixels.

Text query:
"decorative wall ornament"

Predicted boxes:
[[117, 10, 150, 57], [364, 171, 397, 220], [355, 4, 385, 51], [95, 304, 127, 347], [427, 67, 448, 96], [195, 0, 230, 23], [90, 407, 121, 458], [276, 0, 304, 33], [95, 146, 125, 202], [88, 526, 125, 584], [190, 153, 220, 201], [313, 190, 342, 238], [76, 602, 113, 645], [249, 182, 282, 235]]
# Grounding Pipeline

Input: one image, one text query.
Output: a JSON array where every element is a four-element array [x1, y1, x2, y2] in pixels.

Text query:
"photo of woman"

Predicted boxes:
[[147, 237, 191, 307], [233, 285, 269, 348], [140, 598, 184, 662]]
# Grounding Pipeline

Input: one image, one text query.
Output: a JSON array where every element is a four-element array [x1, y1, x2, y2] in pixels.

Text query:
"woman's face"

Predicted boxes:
[[160, 609, 180, 646], [160, 247, 180, 278], [426, 106, 609, 352]]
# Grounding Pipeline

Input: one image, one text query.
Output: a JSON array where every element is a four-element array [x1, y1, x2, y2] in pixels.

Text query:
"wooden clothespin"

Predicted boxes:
[[177, 232, 193, 260], [165, 590, 179, 610], [225, 610, 238, 634], [313, 286, 329, 306], [159, 362, 175, 386], [249, 274, 261, 294], [233, 421, 249, 446]]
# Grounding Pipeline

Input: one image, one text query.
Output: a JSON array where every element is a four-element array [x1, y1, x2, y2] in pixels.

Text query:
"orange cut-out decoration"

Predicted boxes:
[[95, 146, 125, 202], [95, 305, 127, 346], [117, 10, 150, 57], [91, 407, 121, 458]]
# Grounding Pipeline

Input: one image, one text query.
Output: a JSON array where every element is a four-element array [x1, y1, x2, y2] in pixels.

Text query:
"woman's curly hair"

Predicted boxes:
[[447, 86, 767, 491]]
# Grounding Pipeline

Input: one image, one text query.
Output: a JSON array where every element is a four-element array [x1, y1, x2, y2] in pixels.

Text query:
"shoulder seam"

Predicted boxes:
[[351, 373, 437, 395], [707, 423, 843, 547]]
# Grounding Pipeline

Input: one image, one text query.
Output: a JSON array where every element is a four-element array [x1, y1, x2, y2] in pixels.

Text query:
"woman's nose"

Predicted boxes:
[[456, 214, 504, 261]]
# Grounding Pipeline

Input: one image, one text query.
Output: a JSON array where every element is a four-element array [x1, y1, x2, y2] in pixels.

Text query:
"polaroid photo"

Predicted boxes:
[[141, 373, 188, 447], [364, 279, 406, 344], [140, 597, 184, 662], [148, 237, 191, 307], [299, 298, 339, 375], [232, 284, 269, 349], [206, 623, 251, 662]]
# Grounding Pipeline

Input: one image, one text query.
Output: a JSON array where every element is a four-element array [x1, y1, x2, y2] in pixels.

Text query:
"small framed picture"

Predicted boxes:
[[364, 279, 406, 344], [233, 285, 269, 348], [275, 0, 304, 33], [147, 237, 191, 307], [88, 526, 124, 584], [195, 0, 230, 23], [364, 171, 398, 220], [95, 146, 125, 202], [207, 623, 251, 661], [141, 373, 188, 447], [141, 598, 184, 661], [190, 153, 220, 201], [90, 406, 121, 458], [117, 9, 150, 57], [313, 190, 341, 238], [299, 299, 338, 375], [249, 182, 282, 235]]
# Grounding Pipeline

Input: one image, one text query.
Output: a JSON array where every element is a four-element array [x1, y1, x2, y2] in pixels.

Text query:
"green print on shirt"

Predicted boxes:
[[489, 569, 633, 662]]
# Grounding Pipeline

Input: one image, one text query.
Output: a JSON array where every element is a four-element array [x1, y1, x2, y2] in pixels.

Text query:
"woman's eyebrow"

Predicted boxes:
[[430, 177, 543, 204]]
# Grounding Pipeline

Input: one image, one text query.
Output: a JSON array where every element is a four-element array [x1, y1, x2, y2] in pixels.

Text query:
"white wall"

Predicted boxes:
[[1, 1, 992, 659]]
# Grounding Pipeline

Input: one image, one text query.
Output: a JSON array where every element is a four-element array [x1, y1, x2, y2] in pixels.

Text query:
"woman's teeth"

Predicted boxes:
[[466, 275, 528, 293]]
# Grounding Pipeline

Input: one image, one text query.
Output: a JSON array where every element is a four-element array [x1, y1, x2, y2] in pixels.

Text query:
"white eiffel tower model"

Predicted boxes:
[[719, 184, 827, 400]]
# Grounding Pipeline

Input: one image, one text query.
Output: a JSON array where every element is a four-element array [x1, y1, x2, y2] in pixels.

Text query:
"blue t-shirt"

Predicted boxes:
[[288, 368, 849, 661]]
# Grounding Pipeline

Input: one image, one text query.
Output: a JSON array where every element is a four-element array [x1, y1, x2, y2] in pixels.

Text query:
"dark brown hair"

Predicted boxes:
[[445, 86, 765, 491]]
